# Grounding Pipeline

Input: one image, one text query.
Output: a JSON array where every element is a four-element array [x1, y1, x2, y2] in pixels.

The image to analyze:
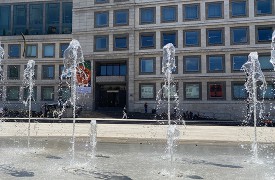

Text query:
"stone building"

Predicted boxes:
[[0, 0, 275, 119]]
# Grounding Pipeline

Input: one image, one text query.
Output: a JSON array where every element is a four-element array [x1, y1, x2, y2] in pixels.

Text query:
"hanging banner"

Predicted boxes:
[[76, 61, 92, 93]]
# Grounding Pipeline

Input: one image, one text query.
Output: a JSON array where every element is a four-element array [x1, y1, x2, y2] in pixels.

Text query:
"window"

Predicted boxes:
[[231, 54, 248, 71], [139, 32, 155, 49], [162, 83, 178, 99], [23, 86, 37, 101], [113, 34, 128, 50], [255, 0, 273, 16], [0, 86, 2, 100], [183, 4, 200, 21], [41, 86, 54, 101], [8, 65, 20, 80], [161, 31, 177, 47], [95, 0, 109, 3], [46, 3, 60, 34], [26, 44, 37, 57], [8, 44, 20, 58], [230, 0, 247, 17], [208, 82, 226, 99], [183, 56, 201, 73], [258, 83, 275, 99], [184, 82, 201, 100], [60, 86, 71, 101], [259, 54, 273, 70], [97, 63, 126, 76], [140, 58, 155, 74], [256, 26, 273, 43], [6, 86, 20, 101], [29, 4, 43, 35], [140, 84, 155, 99], [232, 82, 247, 99], [207, 55, 225, 72], [43, 44, 55, 58], [231, 27, 249, 45], [94, 35, 109, 51], [206, 2, 223, 19], [13, 5, 27, 35], [42, 65, 55, 79], [0, 5, 11, 36], [140, 7, 155, 24], [95, 11, 109, 27], [24, 64, 37, 80], [114, 9, 129, 26], [207, 28, 224, 46], [183, 30, 200, 47], [62, 2, 72, 34], [161, 57, 178, 74], [60, 43, 69, 58], [161, 6, 177, 23]]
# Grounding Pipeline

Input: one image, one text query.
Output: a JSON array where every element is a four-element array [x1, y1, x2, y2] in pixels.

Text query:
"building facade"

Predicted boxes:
[[1, 0, 275, 119]]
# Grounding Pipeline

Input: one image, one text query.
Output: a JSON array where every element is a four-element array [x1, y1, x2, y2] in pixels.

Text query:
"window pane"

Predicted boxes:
[[162, 84, 177, 99], [62, 2, 72, 34], [95, 12, 108, 27], [162, 6, 177, 22], [0, 5, 11, 36], [114, 10, 128, 25], [44, 44, 55, 57], [232, 55, 247, 71], [185, 56, 199, 72], [41, 87, 54, 101], [259, 55, 273, 70], [23, 86, 37, 101], [8, 65, 20, 80], [209, 84, 223, 98], [233, 84, 247, 99], [9, 44, 20, 58], [113, 64, 120, 75], [257, 27, 273, 41], [232, 1, 246, 17], [207, 3, 222, 18], [115, 36, 127, 49], [232, 28, 248, 44], [120, 64, 126, 75], [106, 64, 112, 76], [60, 43, 69, 58], [29, 4, 43, 35], [141, 59, 154, 73], [95, 36, 108, 50], [140, 8, 155, 24], [256, 0, 272, 15], [6, 86, 20, 101], [42, 65, 55, 79], [141, 85, 154, 99], [96, 0, 109, 3], [26, 45, 37, 57], [208, 56, 223, 71], [61, 86, 70, 101], [185, 31, 199, 46], [100, 65, 107, 76], [184, 4, 199, 20], [162, 32, 176, 47], [13, 5, 27, 35], [185, 83, 200, 99], [140, 34, 154, 48], [46, 3, 60, 34], [208, 29, 223, 45]]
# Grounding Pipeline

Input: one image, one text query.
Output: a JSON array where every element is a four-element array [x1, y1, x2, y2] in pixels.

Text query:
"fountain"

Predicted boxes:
[[22, 60, 36, 148], [0, 41, 4, 80], [241, 52, 267, 161]]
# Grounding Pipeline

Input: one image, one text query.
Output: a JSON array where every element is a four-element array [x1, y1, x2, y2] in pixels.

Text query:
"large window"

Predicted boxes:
[[231, 27, 249, 45], [140, 7, 155, 24], [95, 11, 109, 28], [140, 84, 155, 100], [26, 44, 37, 57], [162, 83, 178, 99], [29, 4, 43, 35], [140, 58, 155, 74], [94, 35, 109, 51], [183, 4, 200, 21], [161, 31, 177, 47], [46, 3, 60, 34], [256, 26, 273, 43], [255, 0, 273, 16], [161, 6, 177, 23], [8, 44, 21, 58], [62, 2, 72, 34], [206, 2, 223, 19], [43, 44, 55, 58], [208, 82, 226, 100], [13, 5, 27, 35], [7, 65, 20, 80], [183, 56, 201, 73], [258, 83, 275, 99], [231, 54, 248, 71], [23, 86, 37, 101], [97, 63, 126, 76], [41, 86, 54, 101], [207, 28, 224, 46], [184, 82, 201, 100], [114, 9, 129, 26], [230, 0, 247, 17], [232, 82, 247, 100], [207, 55, 225, 73], [113, 34, 128, 50], [42, 65, 55, 79], [0, 5, 11, 36], [6, 86, 20, 101], [139, 32, 155, 49], [259, 54, 273, 71], [183, 30, 200, 47], [60, 43, 69, 58]]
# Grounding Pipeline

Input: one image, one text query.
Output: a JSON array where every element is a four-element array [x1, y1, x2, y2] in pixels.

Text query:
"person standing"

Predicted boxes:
[[144, 102, 148, 113]]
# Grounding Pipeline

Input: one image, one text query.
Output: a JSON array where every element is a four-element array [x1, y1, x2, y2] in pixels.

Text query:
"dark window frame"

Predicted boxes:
[[207, 81, 226, 100], [183, 3, 200, 21], [206, 28, 225, 46], [113, 34, 129, 51], [6, 86, 20, 101], [255, 25, 273, 44], [139, 7, 156, 25], [95, 0, 109, 4], [160, 56, 178, 74], [139, 32, 156, 49], [254, 0, 274, 16], [161, 82, 179, 100], [231, 81, 248, 100], [26, 44, 38, 58], [60, 43, 69, 58], [184, 82, 202, 100], [206, 1, 224, 19], [94, 35, 109, 52], [139, 57, 156, 75], [207, 54, 225, 73], [42, 65, 55, 79], [94, 11, 109, 28], [8, 44, 21, 58], [113, 9, 129, 26], [230, 26, 249, 45], [41, 86, 55, 101], [183, 29, 201, 47], [139, 83, 156, 100], [161, 5, 178, 23], [230, 0, 248, 18], [183, 55, 201, 73], [42, 43, 55, 58], [7, 65, 20, 80], [258, 53, 273, 71], [231, 53, 248, 72], [161, 31, 178, 48]]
